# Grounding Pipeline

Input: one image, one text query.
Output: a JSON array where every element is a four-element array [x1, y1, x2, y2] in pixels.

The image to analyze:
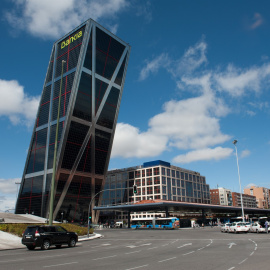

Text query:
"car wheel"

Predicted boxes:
[[234, 229, 237, 234], [55, 245, 62, 249], [27, 245, 35, 250], [68, 238, 76, 247], [256, 229, 259, 233], [41, 240, 50, 250]]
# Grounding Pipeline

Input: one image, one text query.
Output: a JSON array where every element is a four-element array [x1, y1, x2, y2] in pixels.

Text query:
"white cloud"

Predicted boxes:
[[135, 1, 152, 23], [250, 13, 263, 30], [117, 38, 270, 163], [0, 195, 17, 212], [172, 147, 233, 164], [0, 178, 20, 212], [246, 110, 256, 116], [240, 149, 251, 158], [139, 40, 207, 81], [149, 92, 231, 150], [245, 183, 258, 188], [214, 65, 260, 96], [5, 0, 129, 39], [170, 40, 207, 77], [111, 123, 168, 158], [115, 40, 234, 163], [0, 178, 21, 194], [139, 53, 170, 81], [0, 79, 40, 127], [112, 90, 231, 160]]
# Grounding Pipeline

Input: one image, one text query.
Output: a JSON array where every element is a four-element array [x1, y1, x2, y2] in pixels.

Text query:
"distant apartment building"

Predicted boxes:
[[244, 186, 270, 209], [210, 187, 233, 206], [231, 192, 257, 208]]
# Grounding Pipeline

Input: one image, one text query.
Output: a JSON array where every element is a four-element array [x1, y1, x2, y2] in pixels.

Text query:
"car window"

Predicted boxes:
[[44, 226, 56, 232], [24, 227, 36, 235], [56, 226, 67, 232], [39, 227, 45, 233]]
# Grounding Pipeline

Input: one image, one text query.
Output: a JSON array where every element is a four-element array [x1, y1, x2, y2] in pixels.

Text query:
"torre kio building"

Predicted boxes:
[[15, 19, 131, 223]]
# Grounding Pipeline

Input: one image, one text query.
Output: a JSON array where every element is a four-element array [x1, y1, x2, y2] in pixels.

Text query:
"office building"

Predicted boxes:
[[101, 160, 210, 220], [15, 19, 130, 223]]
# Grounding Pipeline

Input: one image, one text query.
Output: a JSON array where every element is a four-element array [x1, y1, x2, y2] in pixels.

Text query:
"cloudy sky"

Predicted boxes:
[[1, 0, 270, 212]]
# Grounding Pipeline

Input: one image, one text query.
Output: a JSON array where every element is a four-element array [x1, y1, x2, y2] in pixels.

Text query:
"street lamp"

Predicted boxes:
[[232, 140, 245, 222], [49, 59, 66, 226], [87, 187, 134, 237]]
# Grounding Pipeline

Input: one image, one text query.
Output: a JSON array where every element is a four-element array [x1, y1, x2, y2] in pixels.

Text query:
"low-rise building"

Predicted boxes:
[[210, 187, 233, 206]]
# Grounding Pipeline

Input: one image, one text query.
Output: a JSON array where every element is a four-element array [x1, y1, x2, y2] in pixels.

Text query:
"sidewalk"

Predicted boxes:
[[0, 230, 103, 251]]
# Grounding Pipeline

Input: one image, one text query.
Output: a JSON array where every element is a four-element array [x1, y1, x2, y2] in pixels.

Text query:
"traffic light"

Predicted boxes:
[[133, 185, 137, 194]]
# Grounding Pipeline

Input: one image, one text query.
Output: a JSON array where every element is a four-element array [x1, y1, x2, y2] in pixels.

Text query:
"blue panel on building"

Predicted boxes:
[[143, 160, 171, 168]]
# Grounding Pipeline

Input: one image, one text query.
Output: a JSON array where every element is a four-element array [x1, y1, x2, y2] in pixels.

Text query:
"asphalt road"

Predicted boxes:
[[1, 227, 270, 270]]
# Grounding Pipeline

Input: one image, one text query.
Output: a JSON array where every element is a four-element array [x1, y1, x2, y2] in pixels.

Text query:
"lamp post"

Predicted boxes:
[[87, 187, 134, 237], [232, 140, 245, 222], [48, 59, 66, 226], [87, 190, 104, 238]]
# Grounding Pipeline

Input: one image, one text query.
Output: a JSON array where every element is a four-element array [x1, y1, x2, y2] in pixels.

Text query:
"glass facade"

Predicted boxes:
[[15, 19, 130, 223]]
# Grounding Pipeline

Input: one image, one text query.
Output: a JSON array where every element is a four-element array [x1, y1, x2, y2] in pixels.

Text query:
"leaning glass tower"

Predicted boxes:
[[15, 19, 130, 223]]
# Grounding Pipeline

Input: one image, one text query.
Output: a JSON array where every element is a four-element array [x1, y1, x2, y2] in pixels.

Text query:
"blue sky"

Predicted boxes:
[[1, 0, 270, 212]]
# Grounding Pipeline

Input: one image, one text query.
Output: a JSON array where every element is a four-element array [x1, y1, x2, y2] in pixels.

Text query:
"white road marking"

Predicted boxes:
[[228, 267, 235, 270], [127, 243, 152, 248], [101, 243, 111, 246], [228, 243, 236, 248], [177, 243, 192, 249], [41, 254, 68, 258], [239, 258, 248, 264], [158, 257, 177, 263], [197, 247, 205, 251], [125, 250, 141, 255], [92, 255, 117, 261], [183, 251, 195, 256], [0, 259, 25, 263], [250, 251, 254, 256], [147, 247, 158, 250], [43, 262, 78, 268], [125, 264, 149, 270]]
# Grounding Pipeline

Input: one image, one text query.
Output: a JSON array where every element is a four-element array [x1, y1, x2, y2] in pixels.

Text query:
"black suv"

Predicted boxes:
[[22, 225, 78, 250]]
